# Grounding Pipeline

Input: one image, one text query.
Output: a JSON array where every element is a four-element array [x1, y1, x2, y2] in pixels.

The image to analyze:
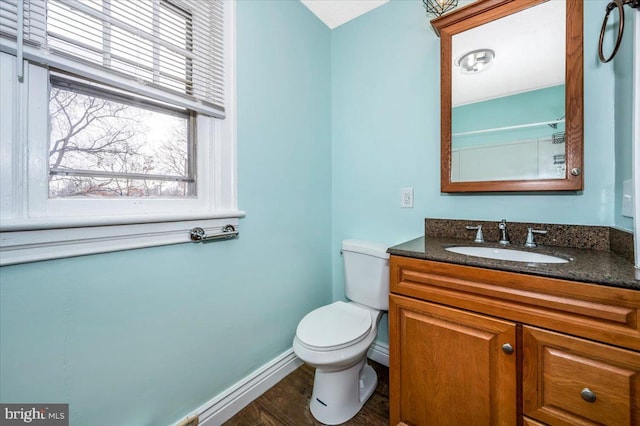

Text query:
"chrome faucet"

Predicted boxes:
[[498, 219, 510, 245]]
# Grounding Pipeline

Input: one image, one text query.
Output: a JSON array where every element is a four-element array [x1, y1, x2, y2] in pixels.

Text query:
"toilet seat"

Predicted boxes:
[[296, 301, 372, 351]]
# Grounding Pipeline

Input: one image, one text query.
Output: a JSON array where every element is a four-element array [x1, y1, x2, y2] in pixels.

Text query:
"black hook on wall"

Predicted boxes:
[[598, 0, 639, 63]]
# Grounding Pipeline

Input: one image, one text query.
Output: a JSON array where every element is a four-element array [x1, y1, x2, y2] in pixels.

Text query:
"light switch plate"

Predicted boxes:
[[623, 180, 633, 217]]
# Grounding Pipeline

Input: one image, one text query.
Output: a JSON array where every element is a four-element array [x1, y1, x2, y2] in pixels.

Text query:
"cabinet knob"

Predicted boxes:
[[501, 343, 514, 354], [581, 388, 596, 403]]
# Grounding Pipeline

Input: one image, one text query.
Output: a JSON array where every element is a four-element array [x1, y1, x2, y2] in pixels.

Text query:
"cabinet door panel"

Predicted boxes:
[[523, 326, 640, 426], [390, 294, 517, 426]]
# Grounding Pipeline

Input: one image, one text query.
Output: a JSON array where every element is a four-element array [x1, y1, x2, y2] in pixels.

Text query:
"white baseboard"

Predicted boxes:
[[189, 348, 303, 426], [367, 341, 389, 367], [178, 343, 389, 426]]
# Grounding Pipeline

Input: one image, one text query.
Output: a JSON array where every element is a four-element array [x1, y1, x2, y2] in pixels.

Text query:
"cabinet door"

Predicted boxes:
[[523, 326, 640, 426], [389, 294, 517, 426]]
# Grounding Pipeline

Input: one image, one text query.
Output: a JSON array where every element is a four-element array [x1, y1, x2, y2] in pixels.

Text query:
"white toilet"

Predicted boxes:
[[293, 239, 389, 425]]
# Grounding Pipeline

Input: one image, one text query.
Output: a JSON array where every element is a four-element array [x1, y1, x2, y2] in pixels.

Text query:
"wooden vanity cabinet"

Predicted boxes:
[[390, 294, 517, 425], [389, 255, 640, 426]]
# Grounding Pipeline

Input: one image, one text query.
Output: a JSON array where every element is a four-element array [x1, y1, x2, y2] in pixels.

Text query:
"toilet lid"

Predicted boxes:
[[296, 301, 372, 350]]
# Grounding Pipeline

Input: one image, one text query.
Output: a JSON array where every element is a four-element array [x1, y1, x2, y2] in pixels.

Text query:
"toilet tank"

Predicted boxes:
[[342, 240, 390, 311]]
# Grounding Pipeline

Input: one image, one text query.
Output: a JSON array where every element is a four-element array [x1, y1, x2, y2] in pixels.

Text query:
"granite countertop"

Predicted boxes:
[[388, 236, 640, 291]]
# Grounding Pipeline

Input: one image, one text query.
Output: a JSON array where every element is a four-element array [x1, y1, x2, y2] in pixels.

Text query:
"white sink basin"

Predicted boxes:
[[445, 246, 569, 264]]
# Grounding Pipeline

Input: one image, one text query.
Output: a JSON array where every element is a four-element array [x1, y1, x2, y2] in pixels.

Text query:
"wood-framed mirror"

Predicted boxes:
[[432, 0, 583, 193]]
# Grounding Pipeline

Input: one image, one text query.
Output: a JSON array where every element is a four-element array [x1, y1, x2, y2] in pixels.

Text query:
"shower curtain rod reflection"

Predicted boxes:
[[452, 119, 565, 137]]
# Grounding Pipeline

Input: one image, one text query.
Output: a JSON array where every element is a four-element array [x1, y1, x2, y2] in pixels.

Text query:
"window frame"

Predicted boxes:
[[0, 0, 240, 266], [48, 72, 198, 198]]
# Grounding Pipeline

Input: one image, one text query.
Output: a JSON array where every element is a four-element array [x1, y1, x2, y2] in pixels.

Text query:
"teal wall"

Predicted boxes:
[[0, 1, 332, 425], [0, 0, 634, 424], [613, 10, 636, 231], [331, 0, 620, 344], [452, 85, 565, 148]]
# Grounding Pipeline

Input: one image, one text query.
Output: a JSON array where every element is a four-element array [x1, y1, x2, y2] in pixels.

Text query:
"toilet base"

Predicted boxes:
[[309, 358, 378, 425]]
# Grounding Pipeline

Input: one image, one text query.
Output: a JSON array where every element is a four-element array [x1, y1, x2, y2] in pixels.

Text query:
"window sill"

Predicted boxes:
[[0, 211, 245, 266]]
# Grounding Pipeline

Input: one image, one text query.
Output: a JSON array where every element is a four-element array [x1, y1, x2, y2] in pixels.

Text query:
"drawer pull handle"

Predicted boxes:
[[501, 343, 514, 354], [581, 388, 596, 403]]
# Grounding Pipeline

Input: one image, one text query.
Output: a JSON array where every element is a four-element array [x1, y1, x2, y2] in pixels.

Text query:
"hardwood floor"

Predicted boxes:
[[224, 360, 389, 426]]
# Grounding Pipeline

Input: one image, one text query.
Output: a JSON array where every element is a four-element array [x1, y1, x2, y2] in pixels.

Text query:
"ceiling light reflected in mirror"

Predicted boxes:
[[455, 49, 495, 74]]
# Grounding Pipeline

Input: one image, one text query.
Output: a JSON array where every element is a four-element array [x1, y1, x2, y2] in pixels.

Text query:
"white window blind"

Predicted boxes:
[[0, 0, 225, 118]]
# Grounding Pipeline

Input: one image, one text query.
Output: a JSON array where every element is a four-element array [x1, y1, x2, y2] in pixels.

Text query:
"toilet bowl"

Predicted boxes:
[[293, 301, 382, 425], [293, 240, 389, 425]]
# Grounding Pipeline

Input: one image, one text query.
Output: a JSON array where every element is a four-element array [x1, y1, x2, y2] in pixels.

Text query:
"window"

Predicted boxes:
[[0, 0, 239, 265], [49, 73, 196, 199]]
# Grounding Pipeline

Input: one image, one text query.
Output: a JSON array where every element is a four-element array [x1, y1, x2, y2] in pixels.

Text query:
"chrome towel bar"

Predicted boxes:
[[189, 224, 238, 242]]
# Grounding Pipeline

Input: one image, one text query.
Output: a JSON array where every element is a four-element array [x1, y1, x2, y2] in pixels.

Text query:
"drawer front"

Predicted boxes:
[[523, 326, 640, 426], [390, 256, 640, 350]]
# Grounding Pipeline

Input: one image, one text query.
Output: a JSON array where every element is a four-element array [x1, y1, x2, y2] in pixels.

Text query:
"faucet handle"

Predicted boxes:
[[524, 228, 547, 248], [466, 225, 484, 243]]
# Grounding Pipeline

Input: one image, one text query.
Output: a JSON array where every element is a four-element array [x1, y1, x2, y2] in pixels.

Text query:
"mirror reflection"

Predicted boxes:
[[450, 1, 566, 183]]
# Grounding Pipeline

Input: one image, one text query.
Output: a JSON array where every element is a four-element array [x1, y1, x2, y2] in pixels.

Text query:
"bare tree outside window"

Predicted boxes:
[[48, 81, 194, 198]]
